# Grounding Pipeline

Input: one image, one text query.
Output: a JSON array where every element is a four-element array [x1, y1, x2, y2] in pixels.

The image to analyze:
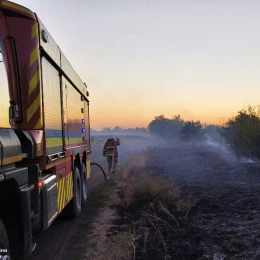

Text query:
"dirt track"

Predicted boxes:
[[142, 142, 260, 259]]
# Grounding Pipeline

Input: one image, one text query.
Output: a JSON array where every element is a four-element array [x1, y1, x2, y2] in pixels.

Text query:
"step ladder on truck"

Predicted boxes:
[[0, 1, 93, 259]]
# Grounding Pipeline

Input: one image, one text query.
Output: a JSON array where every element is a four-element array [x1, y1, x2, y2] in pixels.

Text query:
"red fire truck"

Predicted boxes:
[[0, 1, 91, 259]]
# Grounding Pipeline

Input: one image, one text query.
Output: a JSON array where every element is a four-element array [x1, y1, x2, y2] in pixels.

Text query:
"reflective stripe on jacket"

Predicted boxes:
[[103, 138, 120, 156]]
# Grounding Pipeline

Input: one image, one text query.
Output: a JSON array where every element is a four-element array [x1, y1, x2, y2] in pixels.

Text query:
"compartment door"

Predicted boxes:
[[42, 57, 63, 155]]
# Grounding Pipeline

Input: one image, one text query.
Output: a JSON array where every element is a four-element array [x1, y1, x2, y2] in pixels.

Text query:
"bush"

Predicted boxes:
[[180, 120, 205, 142], [221, 105, 260, 160]]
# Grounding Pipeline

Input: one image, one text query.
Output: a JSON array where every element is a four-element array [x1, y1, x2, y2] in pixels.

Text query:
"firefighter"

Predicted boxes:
[[103, 134, 121, 173]]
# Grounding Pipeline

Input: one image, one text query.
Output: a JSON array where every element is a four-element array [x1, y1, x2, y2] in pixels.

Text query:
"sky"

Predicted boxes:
[[6, 0, 260, 129]]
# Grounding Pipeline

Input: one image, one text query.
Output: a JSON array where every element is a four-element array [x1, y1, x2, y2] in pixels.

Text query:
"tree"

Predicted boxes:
[[102, 127, 112, 132], [148, 114, 184, 139], [113, 126, 122, 132], [180, 120, 205, 142]]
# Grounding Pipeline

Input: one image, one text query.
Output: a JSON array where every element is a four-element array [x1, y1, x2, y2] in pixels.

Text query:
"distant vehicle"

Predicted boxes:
[[0, 1, 91, 259]]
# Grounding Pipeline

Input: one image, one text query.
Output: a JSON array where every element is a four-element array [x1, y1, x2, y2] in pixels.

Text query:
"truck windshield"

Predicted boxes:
[[0, 34, 10, 128]]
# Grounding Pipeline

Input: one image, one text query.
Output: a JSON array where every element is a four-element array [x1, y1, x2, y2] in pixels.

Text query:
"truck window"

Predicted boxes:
[[0, 33, 10, 128]]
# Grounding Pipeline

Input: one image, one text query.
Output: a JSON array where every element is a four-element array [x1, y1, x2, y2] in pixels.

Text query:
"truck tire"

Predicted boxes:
[[63, 167, 82, 218], [80, 164, 88, 205], [0, 219, 11, 260]]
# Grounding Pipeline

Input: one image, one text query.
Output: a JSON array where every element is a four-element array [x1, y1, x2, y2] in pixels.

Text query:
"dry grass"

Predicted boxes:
[[120, 151, 180, 208], [106, 232, 133, 260], [84, 150, 198, 260], [121, 173, 180, 208], [103, 150, 198, 259]]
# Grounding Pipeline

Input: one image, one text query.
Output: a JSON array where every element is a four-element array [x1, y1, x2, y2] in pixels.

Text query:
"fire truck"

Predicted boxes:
[[0, 1, 91, 259]]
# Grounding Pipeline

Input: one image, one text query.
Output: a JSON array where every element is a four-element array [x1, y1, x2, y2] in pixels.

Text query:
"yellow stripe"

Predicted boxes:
[[27, 93, 40, 122], [37, 143, 41, 151], [1, 1, 34, 16], [70, 173, 73, 200], [59, 179, 63, 212], [33, 116, 43, 129], [87, 159, 91, 179], [63, 178, 67, 209], [1, 154, 22, 166], [67, 176, 70, 204], [31, 23, 38, 40], [70, 173, 73, 198], [59, 181, 63, 212], [68, 174, 71, 200], [57, 182, 60, 212], [29, 69, 40, 95], [66, 175, 69, 202], [67, 138, 83, 145], [30, 45, 39, 67], [106, 146, 115, 149], [47, 138, 84, 148], [62, 178, 66, 210], [60, 180, 63, 212], [46, 138, 63, 148], [60, 178, 63, 211]]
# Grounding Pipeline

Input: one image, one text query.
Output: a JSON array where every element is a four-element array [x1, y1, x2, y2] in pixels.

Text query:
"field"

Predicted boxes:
[[134, 143, 260, 259]]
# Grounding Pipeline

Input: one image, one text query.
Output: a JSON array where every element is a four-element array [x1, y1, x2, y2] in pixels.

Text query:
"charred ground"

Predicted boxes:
[[108, 142, 260, 259]]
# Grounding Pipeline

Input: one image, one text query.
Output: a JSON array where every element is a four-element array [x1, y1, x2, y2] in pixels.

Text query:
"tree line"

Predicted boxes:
[[92, 105, 260, 161]]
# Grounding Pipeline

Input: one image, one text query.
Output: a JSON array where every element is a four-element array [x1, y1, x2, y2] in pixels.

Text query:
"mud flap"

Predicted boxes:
[[19, 184, 33, 258]]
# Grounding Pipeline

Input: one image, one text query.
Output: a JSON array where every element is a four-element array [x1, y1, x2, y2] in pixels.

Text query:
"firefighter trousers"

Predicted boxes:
[[107, 154, 118, 173]]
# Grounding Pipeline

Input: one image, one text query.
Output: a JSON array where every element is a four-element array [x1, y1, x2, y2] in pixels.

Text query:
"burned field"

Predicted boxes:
[[108, 143, 260, 260]]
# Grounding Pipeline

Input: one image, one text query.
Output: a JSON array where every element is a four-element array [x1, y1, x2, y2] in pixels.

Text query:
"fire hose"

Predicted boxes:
[[90, 137, 120, 181], [90, 162, 110, 180]]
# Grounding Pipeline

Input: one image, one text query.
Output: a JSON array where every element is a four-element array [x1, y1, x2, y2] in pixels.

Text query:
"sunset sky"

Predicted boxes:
[[10, 0, 260, 129]]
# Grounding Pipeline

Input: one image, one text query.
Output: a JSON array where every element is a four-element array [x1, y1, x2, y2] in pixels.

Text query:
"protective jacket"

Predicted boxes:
[[103, 138, 120, 156]]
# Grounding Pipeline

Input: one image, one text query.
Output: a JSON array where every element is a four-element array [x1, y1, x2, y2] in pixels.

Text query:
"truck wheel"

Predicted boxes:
[[0, 219, 11, 260], [80, 164, 88, 205], [63, 167, 82, 218]]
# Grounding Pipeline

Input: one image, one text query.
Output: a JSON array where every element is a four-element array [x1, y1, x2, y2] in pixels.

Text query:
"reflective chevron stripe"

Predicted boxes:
[[57, 172, 73, 213]]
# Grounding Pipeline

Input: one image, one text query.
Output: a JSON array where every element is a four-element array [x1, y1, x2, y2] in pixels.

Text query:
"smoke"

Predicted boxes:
[[203, 133, 256, 164], [90, 133, 168, 163]]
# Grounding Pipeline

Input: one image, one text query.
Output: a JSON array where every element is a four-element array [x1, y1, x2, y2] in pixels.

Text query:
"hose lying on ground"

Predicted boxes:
[[90, 162, 109, 180]]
